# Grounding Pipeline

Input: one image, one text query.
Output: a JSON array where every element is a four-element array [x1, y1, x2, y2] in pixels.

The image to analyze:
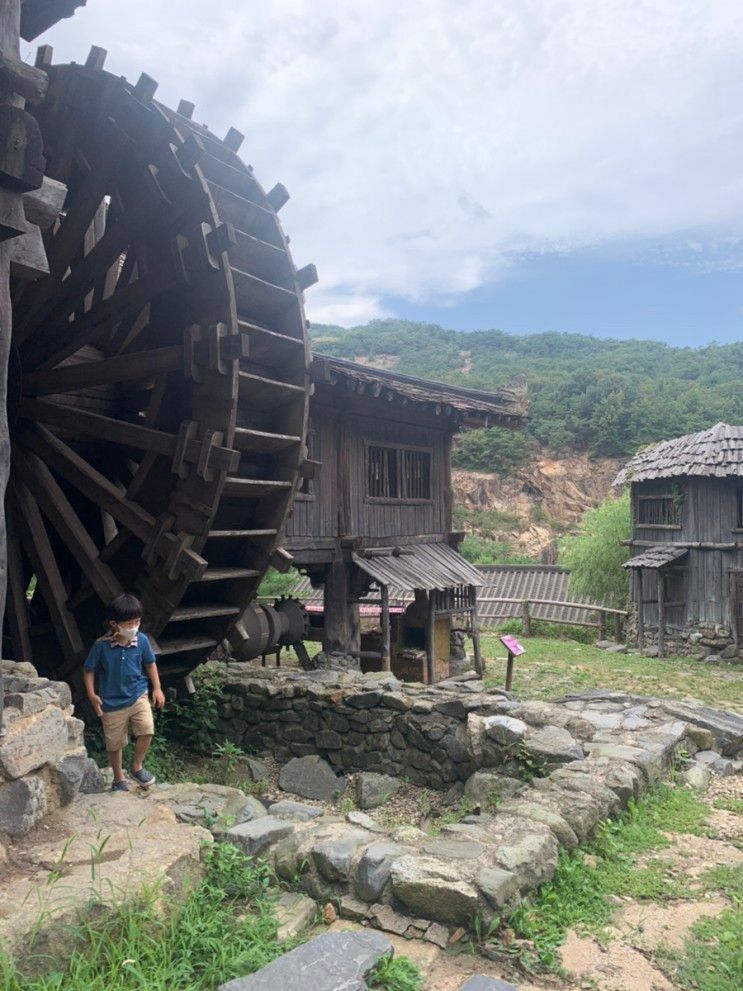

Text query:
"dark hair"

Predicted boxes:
[[106, 593, 143, 624]]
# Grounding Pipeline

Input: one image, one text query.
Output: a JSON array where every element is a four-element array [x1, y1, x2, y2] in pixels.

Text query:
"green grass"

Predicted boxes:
[[655, 901, 743, 991], [369, 956, 423, 991], [0, 843, 424, 991], [713, 796, 743, 814], [0, 844, 288, 990], [481, 635, 743, 712], [498, 784, 711, 970]]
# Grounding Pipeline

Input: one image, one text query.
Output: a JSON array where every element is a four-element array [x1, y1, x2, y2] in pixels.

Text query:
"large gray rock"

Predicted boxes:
[[354, 772, 400, 810], [484, 716, 527, 747], [312, 829, 371, 882], [278, 755, 347, 801], [498, 799, 579, 849], [476, 867, 520, 909], [0, 775, 47, 836], [50, 755, 103, 804], [682, 764, 711, 790], [464, 771, 525, 808], [524, 726, 584, 768], [390, 855, 480, 925], [355, 841, 403, 901], [0, 707, 69, 779], [226, 816, 294, 856], [458, 977, 519, 991], [694, 750, 736, 776], [217, 931, 392, 991]]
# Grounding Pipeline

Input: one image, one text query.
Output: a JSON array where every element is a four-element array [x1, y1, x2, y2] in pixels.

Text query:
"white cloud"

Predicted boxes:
[[32, 1, 743, 324]]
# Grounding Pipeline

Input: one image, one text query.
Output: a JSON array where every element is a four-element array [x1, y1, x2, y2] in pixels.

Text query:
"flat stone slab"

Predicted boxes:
[[217, 930, 392, 991], [269, 800, 323, 821], [278, 755, 347, 801], [0, 792, 210, 969], [227, 816, 294, 856]]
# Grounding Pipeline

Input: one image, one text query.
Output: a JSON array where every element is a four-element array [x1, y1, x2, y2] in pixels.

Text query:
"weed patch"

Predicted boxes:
[[0, 844, 289, 990], [493, 784, 711, 970], [369, 955, 423, 991]]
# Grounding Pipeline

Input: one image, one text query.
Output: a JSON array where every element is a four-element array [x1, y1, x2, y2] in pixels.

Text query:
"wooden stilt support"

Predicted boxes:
[[636, 570, 645, 649], [657, 570, 666, 658], [471, 587, 483, 677], [381, 583, 391, 672], [426, 590, 436, 685]]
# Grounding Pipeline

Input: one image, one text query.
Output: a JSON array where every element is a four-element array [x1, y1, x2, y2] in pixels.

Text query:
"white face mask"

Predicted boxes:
[[116, 622, 140, 640]]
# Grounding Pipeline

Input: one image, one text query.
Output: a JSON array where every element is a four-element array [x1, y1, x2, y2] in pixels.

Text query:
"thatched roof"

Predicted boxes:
[[614, 423, 743, 485], [311, 354, 527, 429]]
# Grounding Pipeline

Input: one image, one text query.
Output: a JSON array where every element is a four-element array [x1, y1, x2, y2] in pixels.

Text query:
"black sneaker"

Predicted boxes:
[[130, 767, 156, 787], [112, 779, 129, 792]]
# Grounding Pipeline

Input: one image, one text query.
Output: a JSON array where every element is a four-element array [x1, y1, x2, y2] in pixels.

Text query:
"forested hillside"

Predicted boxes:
[[312, 320, 743, 468]]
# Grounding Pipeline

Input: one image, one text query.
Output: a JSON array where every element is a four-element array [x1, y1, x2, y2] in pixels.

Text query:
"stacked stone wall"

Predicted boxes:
[[625, 606, 741, 661], [0, 660, 101, 841]]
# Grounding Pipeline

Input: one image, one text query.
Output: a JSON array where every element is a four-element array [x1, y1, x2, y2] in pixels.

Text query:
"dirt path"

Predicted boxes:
[[417, 776, 742, 991]]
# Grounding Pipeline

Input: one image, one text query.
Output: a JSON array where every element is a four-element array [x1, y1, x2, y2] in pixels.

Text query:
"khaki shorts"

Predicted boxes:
[[100, 694, 154, 751]]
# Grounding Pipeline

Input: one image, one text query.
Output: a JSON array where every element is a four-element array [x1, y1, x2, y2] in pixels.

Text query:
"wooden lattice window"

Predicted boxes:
[[367, 444, 432, 500], [637, 496, 680, 526], [736, 487, 743, 529]]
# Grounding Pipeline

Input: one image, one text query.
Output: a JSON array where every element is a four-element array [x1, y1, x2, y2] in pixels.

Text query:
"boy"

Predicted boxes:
[[83, 593, 165, 792]]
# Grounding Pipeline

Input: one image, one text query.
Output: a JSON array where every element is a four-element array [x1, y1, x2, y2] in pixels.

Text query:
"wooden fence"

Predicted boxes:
[[478, 596, 626, 640]]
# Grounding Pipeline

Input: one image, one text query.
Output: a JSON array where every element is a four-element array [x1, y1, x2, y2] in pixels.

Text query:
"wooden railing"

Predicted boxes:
[[478, 596, 627, 640]]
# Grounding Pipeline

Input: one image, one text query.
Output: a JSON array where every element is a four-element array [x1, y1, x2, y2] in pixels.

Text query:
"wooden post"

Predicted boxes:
[[322, 560, 360, 655], [425, 589, 436, 685], [521, 599, 532, 636], [505, 650, 515, 692], [380, 583, 391, 672], [656, 570, 666, 658], [636, 569, 644, 649], [471, 587, 483, 677], [613, 611, 622, 642]]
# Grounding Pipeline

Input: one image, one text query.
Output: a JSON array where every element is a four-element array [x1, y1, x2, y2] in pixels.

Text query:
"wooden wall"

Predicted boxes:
[[631, 477, 743, 628], [286, 401, 451, 545]]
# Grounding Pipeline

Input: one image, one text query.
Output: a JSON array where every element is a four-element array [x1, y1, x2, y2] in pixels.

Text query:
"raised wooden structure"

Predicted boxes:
[[616, 423, 743, 658], [285, 356, 527, 681], [2, 43, 316, 685]]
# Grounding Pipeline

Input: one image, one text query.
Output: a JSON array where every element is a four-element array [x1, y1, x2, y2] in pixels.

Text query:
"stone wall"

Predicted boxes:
[[0, 660, 101, 842], [162, 667, 743, 933], [625, 606, 741, 661], [212, 667, 518, 789]]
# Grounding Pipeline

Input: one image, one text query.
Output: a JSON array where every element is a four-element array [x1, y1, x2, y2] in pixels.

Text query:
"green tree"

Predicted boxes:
[[558, 490, 631, 608]]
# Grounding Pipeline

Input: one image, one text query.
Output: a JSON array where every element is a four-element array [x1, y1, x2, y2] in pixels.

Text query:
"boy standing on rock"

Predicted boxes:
[[82, 593, 165, 792]]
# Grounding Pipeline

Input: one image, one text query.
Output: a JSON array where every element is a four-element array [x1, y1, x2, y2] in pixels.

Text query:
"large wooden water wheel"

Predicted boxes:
[[5, 47, 314, 684]]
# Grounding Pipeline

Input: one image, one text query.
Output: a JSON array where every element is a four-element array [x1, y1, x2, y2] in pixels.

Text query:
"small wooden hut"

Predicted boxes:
[[616, 423, 743, 659], [284, 355, 527, 682]]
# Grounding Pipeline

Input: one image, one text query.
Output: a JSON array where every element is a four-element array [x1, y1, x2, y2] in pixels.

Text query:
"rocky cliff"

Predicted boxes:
[[453, 450, 624, 560]]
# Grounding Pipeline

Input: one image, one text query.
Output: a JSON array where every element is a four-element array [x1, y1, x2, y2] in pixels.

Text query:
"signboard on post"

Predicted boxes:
[[499, 634, 525, 691], [500, 634, 525, 656]]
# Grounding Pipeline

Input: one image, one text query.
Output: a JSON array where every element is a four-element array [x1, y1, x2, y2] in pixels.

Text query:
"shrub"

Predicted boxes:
[[558, 490, 631, 609]]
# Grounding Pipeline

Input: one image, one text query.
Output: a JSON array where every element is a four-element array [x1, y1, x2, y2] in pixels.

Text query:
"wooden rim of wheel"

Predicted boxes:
[[6, 48, 314, 683]]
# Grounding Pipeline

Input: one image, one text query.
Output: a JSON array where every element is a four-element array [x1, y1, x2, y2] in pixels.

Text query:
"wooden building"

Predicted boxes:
[[616, 423, 743, 659], [284, 354, 527, 682]]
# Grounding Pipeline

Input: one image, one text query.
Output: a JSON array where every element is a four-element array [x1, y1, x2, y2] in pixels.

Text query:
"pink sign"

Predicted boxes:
[[500, 634, 525, 656]]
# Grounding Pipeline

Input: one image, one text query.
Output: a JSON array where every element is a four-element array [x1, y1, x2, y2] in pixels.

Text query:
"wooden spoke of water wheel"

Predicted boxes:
[[5, 49, 314, 682]]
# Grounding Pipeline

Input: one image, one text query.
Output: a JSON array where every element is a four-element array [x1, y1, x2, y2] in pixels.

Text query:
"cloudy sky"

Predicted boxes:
[[30, 1, 743, 344]]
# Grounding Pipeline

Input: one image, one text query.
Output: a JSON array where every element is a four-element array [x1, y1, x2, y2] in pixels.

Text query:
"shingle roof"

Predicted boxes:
[[311, 354, 527, 429], [622, 545, 688, 570], [614, 423, 743, 485], [293, 563, 604, 628], [351, 543, 483, 592]]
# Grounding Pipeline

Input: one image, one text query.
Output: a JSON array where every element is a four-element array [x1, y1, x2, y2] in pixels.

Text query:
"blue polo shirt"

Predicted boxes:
[[83, 632, 157, 712]]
